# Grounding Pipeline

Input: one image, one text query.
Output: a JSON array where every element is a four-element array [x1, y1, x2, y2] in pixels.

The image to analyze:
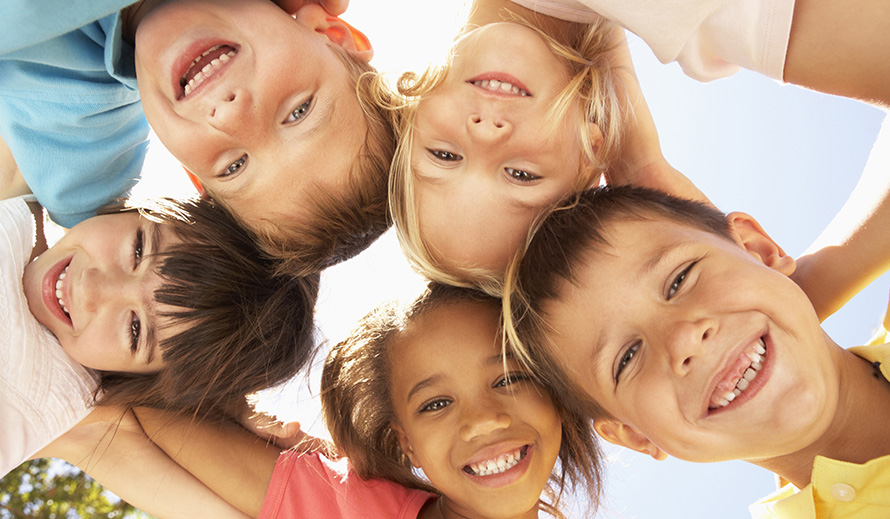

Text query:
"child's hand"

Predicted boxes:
[[274, 0, 348, 17]]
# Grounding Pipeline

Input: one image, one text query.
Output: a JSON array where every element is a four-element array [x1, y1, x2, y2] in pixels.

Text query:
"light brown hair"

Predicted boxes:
[[242, 49, 399, 276]]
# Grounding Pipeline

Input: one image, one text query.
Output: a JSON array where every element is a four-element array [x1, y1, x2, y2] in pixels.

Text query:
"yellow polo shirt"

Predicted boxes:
[[749, 342, 890, 519]]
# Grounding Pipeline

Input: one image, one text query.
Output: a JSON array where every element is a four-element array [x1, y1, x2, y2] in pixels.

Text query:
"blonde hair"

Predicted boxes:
[[321, 283, 605, 518], [389, 15, 624, 295]]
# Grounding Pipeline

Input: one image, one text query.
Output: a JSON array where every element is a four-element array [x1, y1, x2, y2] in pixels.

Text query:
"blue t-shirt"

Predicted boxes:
[[0, 1, 147, 227]]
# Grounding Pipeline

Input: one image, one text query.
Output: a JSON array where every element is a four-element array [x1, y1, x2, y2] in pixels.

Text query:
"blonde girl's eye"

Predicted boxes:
[[494, 371, 531, 388], [505, 167, 540, 183], [220, 154, 247, 178], [615, 341, 641, 383], [427, 149, 463, 162], [667, 260, 699, 300], [284, 98, 313, 124], [419, 398, 452, 413]]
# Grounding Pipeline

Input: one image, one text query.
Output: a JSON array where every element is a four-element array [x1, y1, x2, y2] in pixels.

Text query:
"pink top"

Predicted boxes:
[[259, 451, 436, 519]]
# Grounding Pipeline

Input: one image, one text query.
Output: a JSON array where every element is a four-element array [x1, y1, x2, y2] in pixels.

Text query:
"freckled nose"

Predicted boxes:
[[80, 267, 124, 312]]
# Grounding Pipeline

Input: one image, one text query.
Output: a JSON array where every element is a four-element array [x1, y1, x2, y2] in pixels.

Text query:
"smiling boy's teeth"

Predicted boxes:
[[709, 341, 768, 410], [181, 48, 237, 98]]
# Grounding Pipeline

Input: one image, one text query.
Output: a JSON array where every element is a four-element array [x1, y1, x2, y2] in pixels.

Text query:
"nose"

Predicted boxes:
[[466, 113, 512, 144], [663, 316, 715, 376], [459, 398, 512, 442], [79, 266, 140, 313], [207, 87, 257, 137]]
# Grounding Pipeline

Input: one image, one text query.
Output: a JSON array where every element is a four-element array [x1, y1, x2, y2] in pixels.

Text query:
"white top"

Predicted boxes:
[[509, 0, 796, 81], [0, 196, 97, 476]]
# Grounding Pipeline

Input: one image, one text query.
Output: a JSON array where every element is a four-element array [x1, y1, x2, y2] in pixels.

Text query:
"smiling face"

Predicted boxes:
[[540, 215, 840, 463], [22, 212, 177, 373], [410, 22, 598, 273], [389, 300, 562, 518], [134, 0, 370, 227]]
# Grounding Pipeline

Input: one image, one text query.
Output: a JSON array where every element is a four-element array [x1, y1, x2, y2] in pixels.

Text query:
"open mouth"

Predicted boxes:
[[463, 445, 528, 476], [708, 337, 767, 411], [179, 44, 238, 99], [467, 73, 532, 97], [55, 264, 71, 320]]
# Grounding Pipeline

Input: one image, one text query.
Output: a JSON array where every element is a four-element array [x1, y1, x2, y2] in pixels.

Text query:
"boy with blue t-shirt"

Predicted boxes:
[[0, 0, 392, 272]]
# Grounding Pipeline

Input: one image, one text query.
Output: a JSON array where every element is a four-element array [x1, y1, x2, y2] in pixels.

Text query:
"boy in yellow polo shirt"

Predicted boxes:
[[504, 184, 890, 519]]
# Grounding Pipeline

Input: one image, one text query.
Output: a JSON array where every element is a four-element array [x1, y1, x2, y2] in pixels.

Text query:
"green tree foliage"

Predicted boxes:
[[0, 459, 151, 519]]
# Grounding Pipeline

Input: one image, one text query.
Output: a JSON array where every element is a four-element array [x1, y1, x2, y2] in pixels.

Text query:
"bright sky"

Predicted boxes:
[[137, 1, 888, 517]]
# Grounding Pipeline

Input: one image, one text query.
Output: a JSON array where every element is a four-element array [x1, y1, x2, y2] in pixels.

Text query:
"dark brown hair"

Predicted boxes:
[[255, 49, 399, 276], [322, 283, 604, 518], [503, 185, 733, 419], [94, 197, 320, 418]]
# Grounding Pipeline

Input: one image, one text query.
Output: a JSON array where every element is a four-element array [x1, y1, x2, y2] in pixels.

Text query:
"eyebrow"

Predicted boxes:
[[142, 220, 163, 365], [638, 241, 691, 278], [405, 351, 510, 403]]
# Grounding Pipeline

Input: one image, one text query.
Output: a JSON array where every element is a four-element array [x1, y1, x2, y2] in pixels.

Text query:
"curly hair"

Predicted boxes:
[[321, 283, 605, 518]]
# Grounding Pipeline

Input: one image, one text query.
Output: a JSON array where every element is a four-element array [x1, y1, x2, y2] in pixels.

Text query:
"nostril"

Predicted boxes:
[[226, 92, 236, 102], [209, 107, 216, 117], [470, 115, 481, 123], [494, 121, 504, 128]]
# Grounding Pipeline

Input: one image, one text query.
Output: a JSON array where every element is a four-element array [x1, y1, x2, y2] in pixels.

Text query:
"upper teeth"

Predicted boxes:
[[55, 265, 69, 317], [466, 447, 524, 477], [472, 79, 530, 96], [182, 46, 236, 98], [711, 339, 766, 409]]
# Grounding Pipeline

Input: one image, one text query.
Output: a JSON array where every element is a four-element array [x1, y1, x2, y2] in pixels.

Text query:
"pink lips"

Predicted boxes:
[[706, 334, 772, 416], [42, 256, 72, 327], [171, 39, 238, 100], [462, 443, 533, 488], [466, 72, 533, 97]]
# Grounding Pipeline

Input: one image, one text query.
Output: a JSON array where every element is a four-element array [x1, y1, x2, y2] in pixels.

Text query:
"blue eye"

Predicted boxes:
[[130, 312, 141, 355], [285, 98, 313, 123], [505, 167, 540, 183], [615, 341, 641, 382], [668, 261, 698, 299], [428, 149, 462, 162], [220, 154, 247, 178]]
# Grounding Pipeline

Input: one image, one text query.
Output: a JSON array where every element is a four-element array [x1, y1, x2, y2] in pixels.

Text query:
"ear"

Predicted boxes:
[[182, 167, 210, 199], [585, 121, 604, 159], [293, 4, 373, 62], [726, 212, 796, 276], [390, 422, 421, 468], [594, 419, 667, 461]]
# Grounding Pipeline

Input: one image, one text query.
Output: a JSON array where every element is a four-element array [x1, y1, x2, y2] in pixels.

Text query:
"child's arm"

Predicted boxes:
[[792, 115, 890, 320], [34, 406, 249, 519], [603, 28, 711, 204], [133, 407, 284, 518], [784, 0, 890, 108]]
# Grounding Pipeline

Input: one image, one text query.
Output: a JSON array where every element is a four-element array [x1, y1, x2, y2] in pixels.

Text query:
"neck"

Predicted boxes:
[[466, 0, 581, 42], [751, 338, 890, 488], [417, 497, 539, 519]]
